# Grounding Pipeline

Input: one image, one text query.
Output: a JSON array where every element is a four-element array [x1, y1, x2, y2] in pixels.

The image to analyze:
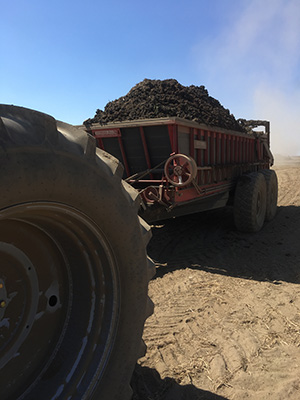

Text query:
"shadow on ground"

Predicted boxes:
[[147, 205, 300, 284], [132, 365, 228, 400]]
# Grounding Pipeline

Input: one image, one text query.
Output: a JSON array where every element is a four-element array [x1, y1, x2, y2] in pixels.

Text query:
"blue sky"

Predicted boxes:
[[1, 0, 300, 155]]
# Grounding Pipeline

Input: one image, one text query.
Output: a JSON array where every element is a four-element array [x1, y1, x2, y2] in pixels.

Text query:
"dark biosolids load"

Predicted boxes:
[[85, 78, 244, 132]]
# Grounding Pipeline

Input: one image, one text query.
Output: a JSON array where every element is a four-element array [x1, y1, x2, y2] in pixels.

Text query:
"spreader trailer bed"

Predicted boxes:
[[85, 117, 277, 232]]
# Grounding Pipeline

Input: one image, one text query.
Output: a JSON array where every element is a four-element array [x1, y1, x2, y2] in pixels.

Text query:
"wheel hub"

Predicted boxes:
[[0, 243, 39, 369], [173, 165, 183, 176], [0, 279, 7, 321]]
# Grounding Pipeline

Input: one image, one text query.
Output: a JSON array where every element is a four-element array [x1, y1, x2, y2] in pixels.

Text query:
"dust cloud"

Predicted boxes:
[[193, 0, 300, 156], [254, 86, 300, 156]]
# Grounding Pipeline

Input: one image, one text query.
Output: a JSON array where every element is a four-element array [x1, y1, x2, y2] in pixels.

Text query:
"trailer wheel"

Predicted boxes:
[[0, 105, 155, 400], [259, 169, 278, 221], [234, 172, 267, 232]]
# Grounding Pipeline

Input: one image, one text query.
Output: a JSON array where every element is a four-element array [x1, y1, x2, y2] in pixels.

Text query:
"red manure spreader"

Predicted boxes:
[[86, 116, 277, 232]]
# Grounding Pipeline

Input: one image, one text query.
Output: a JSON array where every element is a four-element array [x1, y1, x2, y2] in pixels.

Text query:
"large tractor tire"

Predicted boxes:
[[0, 105, 155, 400], [259, 169, 278, 221], [234, 172, 267, 232]]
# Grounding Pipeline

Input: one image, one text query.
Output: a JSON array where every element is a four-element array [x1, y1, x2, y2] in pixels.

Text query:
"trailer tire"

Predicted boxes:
[[234, 172, 267, 232], [259, 169, 278, 221], [0, 105, 155, 400]]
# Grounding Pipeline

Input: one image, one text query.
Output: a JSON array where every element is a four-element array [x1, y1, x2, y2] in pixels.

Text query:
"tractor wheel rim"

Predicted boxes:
[[0, 202, 119, 399]]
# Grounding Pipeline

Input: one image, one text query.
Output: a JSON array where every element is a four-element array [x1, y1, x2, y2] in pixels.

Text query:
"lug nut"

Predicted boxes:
[[0, 300, 6, 308]]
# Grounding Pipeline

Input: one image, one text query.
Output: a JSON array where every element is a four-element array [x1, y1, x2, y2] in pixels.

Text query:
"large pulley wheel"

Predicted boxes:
[[164, 154, 197, 187], [0, 105, 154, 400], [142, 186, 160, 203]]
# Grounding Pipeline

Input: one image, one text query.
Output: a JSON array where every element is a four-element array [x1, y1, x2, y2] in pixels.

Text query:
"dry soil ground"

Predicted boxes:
[[132, 161, 300, 400]]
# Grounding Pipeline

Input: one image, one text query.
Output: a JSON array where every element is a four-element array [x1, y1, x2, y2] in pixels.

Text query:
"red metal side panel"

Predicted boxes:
[[210, 131, 215, 165], [204, 131, 209, 165], [231, 137, 235, 163], [216, 133, 220, 164], [221, 134, 226, 164], [168, 124, 178, 153], [236, 137, 240, 163], [190, 128, 195, 159], [227, 136, 231, 164], [93, 128, 121, 138], [139, 126, 153, 179], [96, 138, 104, 150], [118, 136, 130, 177]]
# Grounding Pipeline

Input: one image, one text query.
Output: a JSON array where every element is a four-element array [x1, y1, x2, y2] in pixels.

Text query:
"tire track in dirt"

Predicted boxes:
[[141, 271, 300, 399], [276, 166, 300, 206]]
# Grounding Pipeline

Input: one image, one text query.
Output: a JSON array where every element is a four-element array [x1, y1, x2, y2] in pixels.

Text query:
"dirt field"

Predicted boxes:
[[132, 162, 300, 400]]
